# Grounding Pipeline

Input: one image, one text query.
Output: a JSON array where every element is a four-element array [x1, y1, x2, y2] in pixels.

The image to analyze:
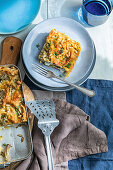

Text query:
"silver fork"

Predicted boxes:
[[32, 64, 95, 97]]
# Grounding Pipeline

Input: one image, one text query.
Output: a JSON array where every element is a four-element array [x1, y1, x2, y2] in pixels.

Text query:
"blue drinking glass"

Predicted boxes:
[[82, 0, 113, 26], [0, 0, 41, 34]]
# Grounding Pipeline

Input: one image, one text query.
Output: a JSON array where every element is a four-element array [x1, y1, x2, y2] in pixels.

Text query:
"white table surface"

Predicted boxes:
[[0, 0, 113, 82]]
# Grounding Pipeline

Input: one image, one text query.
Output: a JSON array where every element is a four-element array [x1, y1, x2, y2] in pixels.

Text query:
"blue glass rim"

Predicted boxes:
[[83, 0, 112, 16]]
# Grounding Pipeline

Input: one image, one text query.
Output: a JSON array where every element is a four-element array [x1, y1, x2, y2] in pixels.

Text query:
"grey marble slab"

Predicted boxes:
[[32, 90, 66, 101]]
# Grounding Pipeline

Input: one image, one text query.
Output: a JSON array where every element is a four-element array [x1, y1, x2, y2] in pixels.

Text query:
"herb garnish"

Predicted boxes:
[[54, 53, 59, 58], [46, 43, 50, 49], [55, 53, 59, 56], [59, 74, 63, 77], [15, 106, 21, 116], [3, 143, 7, 146], [21, 97, 24, 102], [20, 97, 24, 104], [66, 62, 71, 68], [56, 35, 59, 39], [0, 96, 3, 100], [1, 114, 5, 118], [36, 43, 41, 50], [59, 48, 64, 54]]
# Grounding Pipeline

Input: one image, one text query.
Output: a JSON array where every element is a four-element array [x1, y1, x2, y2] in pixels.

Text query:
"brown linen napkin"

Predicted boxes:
[[16, 98, 108, 170]]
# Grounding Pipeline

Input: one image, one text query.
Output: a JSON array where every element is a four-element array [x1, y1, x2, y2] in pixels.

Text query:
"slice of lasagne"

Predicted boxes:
[[38, 29, 81, 77], [0, 66, 27, 126]]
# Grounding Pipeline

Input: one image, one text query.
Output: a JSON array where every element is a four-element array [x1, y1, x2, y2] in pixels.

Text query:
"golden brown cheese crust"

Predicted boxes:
[[0, 66, 27, 125], [38, 29, 81, 77]]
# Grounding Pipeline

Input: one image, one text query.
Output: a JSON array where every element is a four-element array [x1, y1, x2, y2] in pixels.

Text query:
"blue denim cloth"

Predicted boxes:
[[66, 79, 113, 170], [24, 76, 113, 170]]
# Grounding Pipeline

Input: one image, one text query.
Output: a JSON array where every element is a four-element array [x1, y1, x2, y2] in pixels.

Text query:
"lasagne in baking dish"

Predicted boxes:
[[38, 29, 81, 77], [0, 66, 27, 125]]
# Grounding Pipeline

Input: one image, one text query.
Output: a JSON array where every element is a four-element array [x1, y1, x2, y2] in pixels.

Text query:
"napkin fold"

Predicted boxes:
[[16, 97, 107, 170]]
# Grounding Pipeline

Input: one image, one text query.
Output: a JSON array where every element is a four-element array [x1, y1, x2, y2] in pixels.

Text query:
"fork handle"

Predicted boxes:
[[45, 135, 54, 170], [54, 75, 95, 97]]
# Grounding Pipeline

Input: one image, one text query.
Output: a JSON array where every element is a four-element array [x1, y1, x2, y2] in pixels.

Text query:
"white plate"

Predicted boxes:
[[22, 17, 96, 90]]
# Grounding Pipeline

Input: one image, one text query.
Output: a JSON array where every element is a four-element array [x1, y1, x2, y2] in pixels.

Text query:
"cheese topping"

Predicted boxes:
[[38, 29, 81, 77], [0, 66, 27, 125]]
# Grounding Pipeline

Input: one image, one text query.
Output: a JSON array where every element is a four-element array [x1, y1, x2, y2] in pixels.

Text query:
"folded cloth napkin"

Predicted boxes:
[[67, 79, 113, 170], [16, 95, 107, 170]]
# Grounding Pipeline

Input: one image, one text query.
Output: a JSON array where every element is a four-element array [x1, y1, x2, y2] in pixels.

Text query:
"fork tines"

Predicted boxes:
[[32, 64, 48, 77]]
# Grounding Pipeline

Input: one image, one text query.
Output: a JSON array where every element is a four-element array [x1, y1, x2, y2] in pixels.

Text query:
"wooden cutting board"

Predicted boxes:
[[0, 36, 34, 170], [0, 36, 22, 65]]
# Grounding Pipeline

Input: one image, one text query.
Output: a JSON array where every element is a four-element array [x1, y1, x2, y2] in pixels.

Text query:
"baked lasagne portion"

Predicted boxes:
[[0, 66, 27, 125], [38, 29, 81, 77]]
